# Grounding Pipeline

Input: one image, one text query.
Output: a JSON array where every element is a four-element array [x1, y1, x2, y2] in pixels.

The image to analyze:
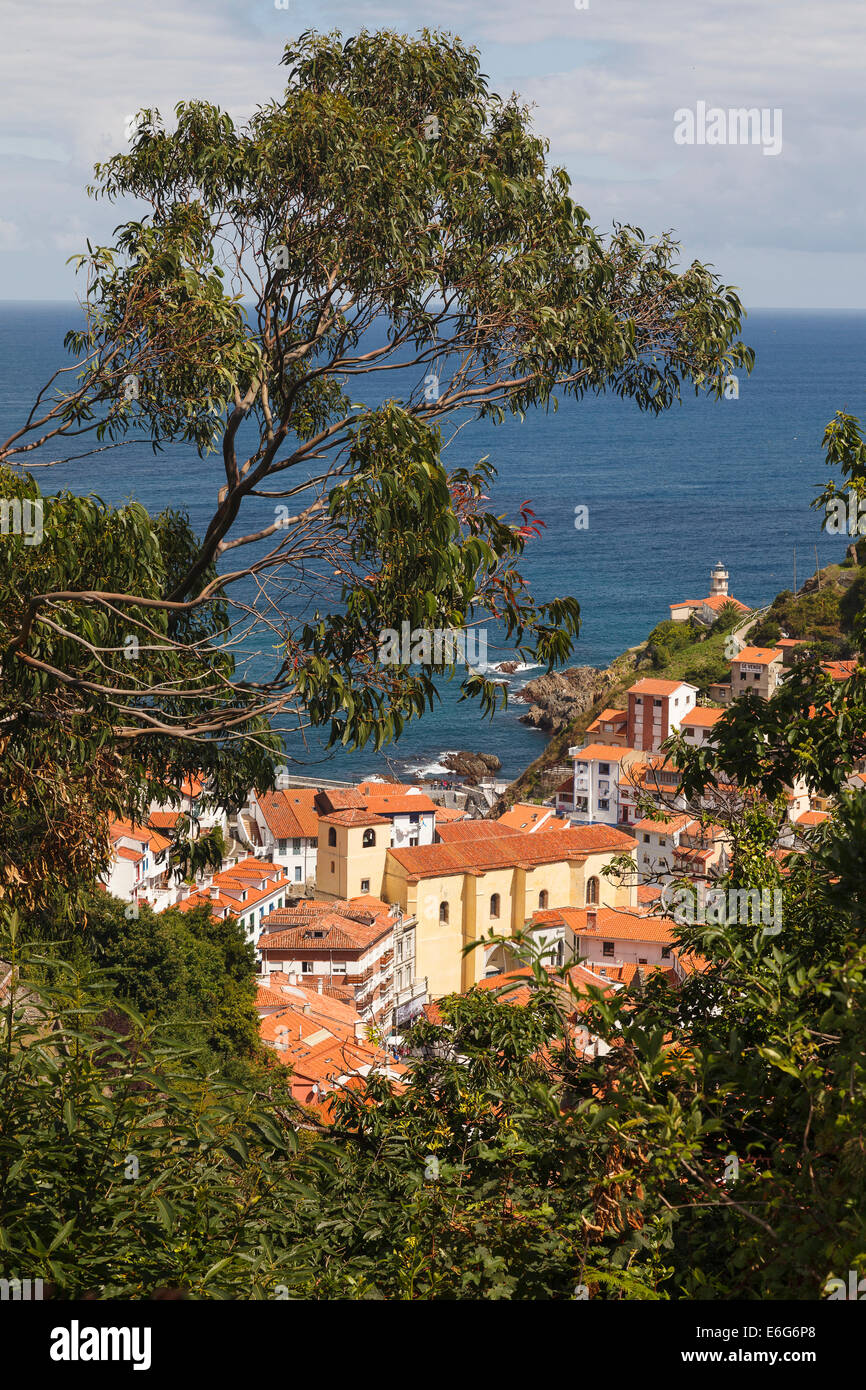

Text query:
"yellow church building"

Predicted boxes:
[[315, 805, 637, 996]]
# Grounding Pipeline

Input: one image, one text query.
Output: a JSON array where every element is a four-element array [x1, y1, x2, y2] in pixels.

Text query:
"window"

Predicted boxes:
[[599, 762, 610, 775], [661, 946, 671, 959], [360, 878, 370, 894], [328, 827, 337, 847], [409, 835, 419, 847], [586, 876, 599, 904], [653, 698, 662, 708], [538, 890, 549, 909], [278, 838, 287, 855], [602, 941, 615, 958], [659, 837, 667, 847], [330, 860, 335, 873], [302, 961, 314, 974], [439, 902, 449, 923], [362, 828, 376, 848], [642, 833, 651, 843], [490, 893, 500, 919], [333, 961, 346, 974], [599, 799, 609, 810], [685, 728, 695, 737], [294, 866, 302, 882], [638, 957, 647, 965], [292, 838, 301, 855], [409, 813, 420, 825]]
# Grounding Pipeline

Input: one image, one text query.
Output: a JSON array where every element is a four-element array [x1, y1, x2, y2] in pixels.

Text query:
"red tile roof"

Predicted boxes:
[[732, 646, 783, 666], [627, 678, 694, 696], [551, 905, 677, 945], [572, 743, 634, 762], [319, 809, 391, 828], [256, 788, 320, 839], [436, 818, 521, 843], [388, 825, 637, 881], [679, 707, 725, 727]]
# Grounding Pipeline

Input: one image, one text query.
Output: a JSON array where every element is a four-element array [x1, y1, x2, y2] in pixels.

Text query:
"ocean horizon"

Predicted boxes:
[[2, 303, 864, 783]]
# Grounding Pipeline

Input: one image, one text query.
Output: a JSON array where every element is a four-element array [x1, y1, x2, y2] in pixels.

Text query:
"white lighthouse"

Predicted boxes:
[[710, 561, 729, 598]]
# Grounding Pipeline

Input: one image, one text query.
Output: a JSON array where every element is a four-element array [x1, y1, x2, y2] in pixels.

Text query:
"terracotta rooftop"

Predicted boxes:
[[552, 905, 678, 945], [256, 788, 320, 839], [627, 678, 695, 697], [436, 818, 521, 844], [388, 825, 637, 881], [732, 646, 783, 666], [679, 706, 725, 727], [319, 808, 391, 828]]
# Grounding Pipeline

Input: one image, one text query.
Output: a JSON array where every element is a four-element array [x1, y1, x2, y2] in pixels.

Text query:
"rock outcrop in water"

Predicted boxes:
[[513, 667, 613, 735], [442, 750, 502, 785]]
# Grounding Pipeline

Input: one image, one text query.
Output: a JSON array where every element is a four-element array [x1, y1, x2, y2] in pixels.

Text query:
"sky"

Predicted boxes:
[[0, 0, 864, 308]]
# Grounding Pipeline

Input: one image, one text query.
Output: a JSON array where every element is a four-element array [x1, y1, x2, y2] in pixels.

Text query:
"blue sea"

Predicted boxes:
[[2, 304, 864, 781]]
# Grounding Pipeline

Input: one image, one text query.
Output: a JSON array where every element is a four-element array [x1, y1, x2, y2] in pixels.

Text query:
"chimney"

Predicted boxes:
[[354, 1020, 367, 1043], [586, 908, 598, 930], [209, 884, 220, 900]]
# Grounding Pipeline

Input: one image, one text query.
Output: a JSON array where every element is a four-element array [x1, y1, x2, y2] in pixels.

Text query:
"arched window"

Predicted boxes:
[[490, 893, 500, 919], [439, 901, 449, 923], [538, 890, 549, 910], [362, 828, 376, 848], [586, 876, 599, 905], [327, 826, 337, 847]]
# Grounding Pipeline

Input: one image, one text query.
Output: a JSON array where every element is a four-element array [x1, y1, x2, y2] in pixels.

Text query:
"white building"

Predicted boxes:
[[246, 787, 320, 886]]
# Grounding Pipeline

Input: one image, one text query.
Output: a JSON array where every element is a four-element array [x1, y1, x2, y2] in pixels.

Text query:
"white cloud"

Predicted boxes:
[[0, 0, 863, 303]]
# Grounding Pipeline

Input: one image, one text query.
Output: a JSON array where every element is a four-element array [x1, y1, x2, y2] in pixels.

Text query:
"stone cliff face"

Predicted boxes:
[[512, 666, 613, 735]]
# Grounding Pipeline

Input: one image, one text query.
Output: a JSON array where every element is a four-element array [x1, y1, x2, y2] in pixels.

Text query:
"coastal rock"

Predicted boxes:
[[513, 666, 611, 734], [442, 750, 502, 785]]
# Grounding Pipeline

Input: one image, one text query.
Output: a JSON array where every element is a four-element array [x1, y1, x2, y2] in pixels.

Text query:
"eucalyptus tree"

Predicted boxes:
[[1, 27, 752, 768]]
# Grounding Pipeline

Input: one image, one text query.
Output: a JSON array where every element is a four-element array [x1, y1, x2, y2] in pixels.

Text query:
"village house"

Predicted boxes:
[[245, 787, 320, 886], [102, 820, 176, 912], [581, 707, 629, 747], [626, 678, 699, 752], [531, 904, 679, 971], [728, 646, 784, 701], [678, 705, 725, 748], [633, 813, 727, 884], [172, 857, 291, 944], [257, 896, 426, 1028], [563, 743, 646, 826]]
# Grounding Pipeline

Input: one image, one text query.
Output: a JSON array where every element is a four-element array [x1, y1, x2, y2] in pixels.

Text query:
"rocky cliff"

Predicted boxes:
[[512, 666, 614, 734]]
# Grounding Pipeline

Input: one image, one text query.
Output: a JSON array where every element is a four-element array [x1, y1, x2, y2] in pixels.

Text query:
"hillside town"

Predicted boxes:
[[98, 562, 863, 1119]]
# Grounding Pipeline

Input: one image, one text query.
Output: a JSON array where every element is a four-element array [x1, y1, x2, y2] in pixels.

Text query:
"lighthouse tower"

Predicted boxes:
[[710, 561, 729, 598]]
